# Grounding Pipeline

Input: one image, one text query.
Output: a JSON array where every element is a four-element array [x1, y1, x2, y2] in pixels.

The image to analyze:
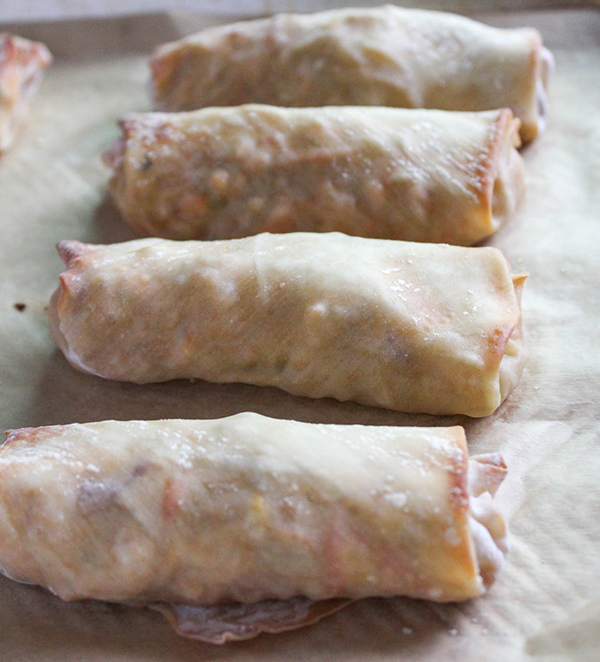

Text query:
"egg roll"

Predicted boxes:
[[103, 106, 525, 246], [0, 414, 509, 643], [150, 5, 553, 143], [49, 233, 526, 417], [0, 33, 52, 153]]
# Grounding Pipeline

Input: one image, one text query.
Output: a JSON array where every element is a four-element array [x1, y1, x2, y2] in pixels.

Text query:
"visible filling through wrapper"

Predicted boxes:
[[152, 454, 508, 644], [102, 107, 526, 246]]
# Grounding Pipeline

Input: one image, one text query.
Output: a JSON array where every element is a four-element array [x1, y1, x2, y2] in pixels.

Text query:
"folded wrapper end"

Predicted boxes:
[[102, 115, 174, 238], [56, 239, 97, 268], [149, 44, 179, 112], [469, 453, 507, 499], [496, 271, 527, 409], [520, 39, 554, 144], [51, 240, 87, 352], [102, 114, 147, 171], [536, 47, 555, 138], [149, 49, 165, 109], [468, 453, 509, 590], [102, 134, 125, 171], [50, 241, 105, 379], [488, 109, 526, 238], [151, 597, 352, 644], [102, 124, 128, 213]]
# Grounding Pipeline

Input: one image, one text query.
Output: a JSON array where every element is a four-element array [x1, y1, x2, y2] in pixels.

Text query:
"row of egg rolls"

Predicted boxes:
[[3, 5, 544, 643], [106, 4, 554, 244]]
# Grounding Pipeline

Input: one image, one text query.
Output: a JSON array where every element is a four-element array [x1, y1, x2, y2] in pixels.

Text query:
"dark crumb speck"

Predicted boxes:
[[14, 303, 26, 312], [139, 156, 152, 171]]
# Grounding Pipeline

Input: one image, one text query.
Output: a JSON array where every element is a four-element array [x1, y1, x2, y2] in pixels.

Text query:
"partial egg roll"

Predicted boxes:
[[104, 106, 525, 245], [50, 233, 525, 417], [0, 33, 52, 153], [150, 5, 553, 143], [0, 414, 509, 643]]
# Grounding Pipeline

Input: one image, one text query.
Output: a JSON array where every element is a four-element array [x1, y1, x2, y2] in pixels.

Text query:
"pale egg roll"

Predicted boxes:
[[0, 33, 52, 153], [104, 106, 525, 245], [150, 5, 553, 143], [49, 233, 526, 417], [0, 414, 509, 643]]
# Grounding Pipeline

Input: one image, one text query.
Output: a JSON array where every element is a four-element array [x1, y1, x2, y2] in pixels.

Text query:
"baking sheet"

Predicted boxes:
[[0, 7, 599, 661]]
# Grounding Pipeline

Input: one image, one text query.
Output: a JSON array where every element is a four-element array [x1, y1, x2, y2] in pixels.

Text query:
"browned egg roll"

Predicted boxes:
[[0, 33, 52, 153], [0, 415, 509, 643], [103, 106, 525, 245], [150, 5, 553, 143], [49, 233, 526, 417]]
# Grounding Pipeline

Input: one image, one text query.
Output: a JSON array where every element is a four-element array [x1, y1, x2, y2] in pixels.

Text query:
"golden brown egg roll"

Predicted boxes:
[[0, 33, 52, 153], [103, 106, 525, 245], [150, 5, 553, 143], [49, 233, 526, 417], [0, 414, 509, 643]]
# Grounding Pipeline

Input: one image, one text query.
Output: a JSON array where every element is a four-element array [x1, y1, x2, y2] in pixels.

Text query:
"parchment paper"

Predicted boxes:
[[0, 7, 599, 662]]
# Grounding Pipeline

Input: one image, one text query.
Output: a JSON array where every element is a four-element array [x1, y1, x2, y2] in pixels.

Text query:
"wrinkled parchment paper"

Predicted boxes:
[[0, 7, 599, 661]]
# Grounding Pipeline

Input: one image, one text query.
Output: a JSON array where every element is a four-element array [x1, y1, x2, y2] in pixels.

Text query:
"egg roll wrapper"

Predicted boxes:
[[150, 5, 553, 143], [0, 415, 508, 643], [104, 106, 525, 246], [0, 33, 52, 153], [49, 233, 526, 417], [151, 598, 352, 644]]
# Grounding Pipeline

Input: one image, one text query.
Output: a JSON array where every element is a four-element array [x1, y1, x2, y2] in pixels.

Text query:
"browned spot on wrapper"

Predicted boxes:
[[4, 425, 66, 447]]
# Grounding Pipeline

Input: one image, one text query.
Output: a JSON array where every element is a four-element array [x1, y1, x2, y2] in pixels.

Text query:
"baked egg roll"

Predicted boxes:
[[150, 5, 553, 143], [0, 33, 52, 153], [104, 106, 525, 245], [50, 233, 526, 417], [0, 414, 509, 643]]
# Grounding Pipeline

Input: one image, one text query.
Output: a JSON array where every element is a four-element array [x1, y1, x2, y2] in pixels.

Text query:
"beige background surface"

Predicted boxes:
[[0, 0, 597, 23], [0, 5, 599, 661]]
